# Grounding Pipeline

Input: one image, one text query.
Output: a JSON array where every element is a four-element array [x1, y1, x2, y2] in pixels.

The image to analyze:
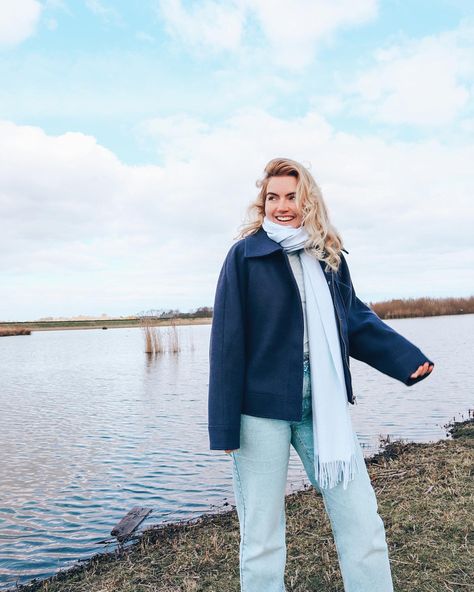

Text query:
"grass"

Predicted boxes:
[[0, 318, 211, 332], [10, 419, 474, 592]]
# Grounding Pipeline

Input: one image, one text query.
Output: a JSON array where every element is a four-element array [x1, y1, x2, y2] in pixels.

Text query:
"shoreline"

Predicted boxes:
[[0, 311, 474, 337], [1, 308, 473, 334], [0, 318, 212, 333], [7, 417, 473, 592]]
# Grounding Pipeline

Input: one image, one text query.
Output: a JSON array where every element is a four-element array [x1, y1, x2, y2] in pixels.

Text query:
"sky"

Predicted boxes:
[[1, 0, 473, 321]]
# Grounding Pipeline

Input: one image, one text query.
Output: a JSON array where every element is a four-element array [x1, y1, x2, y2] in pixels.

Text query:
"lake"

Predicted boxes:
[[0, 314, 472, 590]]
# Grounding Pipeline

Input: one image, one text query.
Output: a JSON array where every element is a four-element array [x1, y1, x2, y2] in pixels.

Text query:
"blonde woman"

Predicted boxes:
[[208, 158, 434, 592]]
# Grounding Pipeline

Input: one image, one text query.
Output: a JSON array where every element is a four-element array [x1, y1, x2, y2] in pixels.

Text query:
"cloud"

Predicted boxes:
[[85, 0, 123, 25], [156, 0, 378, 68], [1, 110, 473, 319], [245, 0, 378, 69], [342, 22, 474, 126], [0, 0, 42, 46], [0, 120, 165, 269], [157, 0, 245, 53]]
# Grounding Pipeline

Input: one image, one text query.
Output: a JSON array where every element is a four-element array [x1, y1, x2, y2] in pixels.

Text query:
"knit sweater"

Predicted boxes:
[[287, 250, 310, 353]]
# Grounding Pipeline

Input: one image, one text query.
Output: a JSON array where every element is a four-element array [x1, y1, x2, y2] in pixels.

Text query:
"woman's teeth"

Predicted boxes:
[[276, 216, 294, 221]]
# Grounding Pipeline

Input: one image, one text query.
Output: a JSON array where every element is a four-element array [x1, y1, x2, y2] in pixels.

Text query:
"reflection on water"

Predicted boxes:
[[0, 315, 472, 589]]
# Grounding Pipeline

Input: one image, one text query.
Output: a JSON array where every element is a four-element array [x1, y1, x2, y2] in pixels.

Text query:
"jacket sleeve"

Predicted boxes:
[[339, 254, 435, 386], [208, 244, 246, 450]]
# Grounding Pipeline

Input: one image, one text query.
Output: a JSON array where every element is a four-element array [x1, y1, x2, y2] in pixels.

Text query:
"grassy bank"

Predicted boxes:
[[2, 296, 473, 332], [11, 419, 473, 592], [0, 317, 211, 332]]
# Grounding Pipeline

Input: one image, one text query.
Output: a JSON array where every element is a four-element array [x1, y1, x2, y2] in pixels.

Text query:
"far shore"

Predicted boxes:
[[0, 317, 212, 334], [1, 294, 473, 335]]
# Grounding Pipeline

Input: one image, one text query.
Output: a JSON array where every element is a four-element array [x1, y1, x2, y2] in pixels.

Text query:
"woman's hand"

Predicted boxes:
[[410, 361, 434, 379], [225, 449, 237, 454]]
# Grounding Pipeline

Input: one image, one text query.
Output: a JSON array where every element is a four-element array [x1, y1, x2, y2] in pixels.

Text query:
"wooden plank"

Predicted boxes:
[[111, 506, 152, 541]]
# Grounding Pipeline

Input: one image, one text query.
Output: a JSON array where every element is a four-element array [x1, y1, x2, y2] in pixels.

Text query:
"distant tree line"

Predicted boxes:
[[370, 296, 474, 319], [136, 306, 213, 320]]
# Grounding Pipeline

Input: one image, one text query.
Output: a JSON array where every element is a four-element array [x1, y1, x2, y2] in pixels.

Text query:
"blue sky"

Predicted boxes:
[[1, 0, 473, 320]]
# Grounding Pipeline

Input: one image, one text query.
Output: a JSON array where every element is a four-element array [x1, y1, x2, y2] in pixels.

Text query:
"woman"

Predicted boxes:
[[208, 157, 434, 592]]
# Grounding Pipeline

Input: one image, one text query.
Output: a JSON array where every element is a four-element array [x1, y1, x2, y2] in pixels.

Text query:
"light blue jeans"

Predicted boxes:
[[230, 358, 393, 592]]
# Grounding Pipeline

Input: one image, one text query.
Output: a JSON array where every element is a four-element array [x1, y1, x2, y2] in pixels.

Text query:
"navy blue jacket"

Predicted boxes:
[[208, 227, 434, 451]]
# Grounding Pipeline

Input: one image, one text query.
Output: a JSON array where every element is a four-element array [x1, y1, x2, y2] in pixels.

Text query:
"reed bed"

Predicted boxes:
[[138, 312, 183, 354], [148, 325, 164, 354], [12, 418, 473, 592], [371, 295, 474, 319], [139, 315, 164, 355], [0, 327, 31, 337]]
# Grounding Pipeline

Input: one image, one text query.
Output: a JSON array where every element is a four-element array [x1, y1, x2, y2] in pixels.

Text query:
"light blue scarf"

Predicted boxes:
[[262, 217, 357, 489]]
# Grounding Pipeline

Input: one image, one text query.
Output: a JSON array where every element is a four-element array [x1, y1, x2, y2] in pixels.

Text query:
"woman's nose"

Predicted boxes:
[[276, 199, 291, 212]]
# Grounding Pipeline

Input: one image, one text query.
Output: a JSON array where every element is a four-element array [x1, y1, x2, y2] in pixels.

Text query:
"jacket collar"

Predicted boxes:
[[244, 226, 338, 282], [244, 227, 282, 258]]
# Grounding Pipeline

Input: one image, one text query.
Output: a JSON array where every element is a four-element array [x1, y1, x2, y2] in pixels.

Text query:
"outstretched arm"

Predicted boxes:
[[339, 254, 435, 386]]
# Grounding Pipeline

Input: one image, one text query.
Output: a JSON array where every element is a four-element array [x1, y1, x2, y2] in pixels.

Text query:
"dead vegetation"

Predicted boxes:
[[10, 419, 474, 592], [138, 312, 182, 355], [0, 327, 31, 337], [371, 295, 474, 319]]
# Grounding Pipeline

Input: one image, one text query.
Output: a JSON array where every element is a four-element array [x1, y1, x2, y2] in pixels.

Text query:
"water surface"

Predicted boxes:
[[0, 315, 472, 589]]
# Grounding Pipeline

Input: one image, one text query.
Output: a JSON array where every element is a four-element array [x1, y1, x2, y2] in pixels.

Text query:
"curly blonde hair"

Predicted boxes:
[[237, 157, 345, 272]]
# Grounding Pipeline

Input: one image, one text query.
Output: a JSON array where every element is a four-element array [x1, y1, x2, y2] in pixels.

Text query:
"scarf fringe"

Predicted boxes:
[[315, 453, 358, 490]]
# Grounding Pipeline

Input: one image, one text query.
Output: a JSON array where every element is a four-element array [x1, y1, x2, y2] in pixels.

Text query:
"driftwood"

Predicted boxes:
[[111, 506, 152, 542]]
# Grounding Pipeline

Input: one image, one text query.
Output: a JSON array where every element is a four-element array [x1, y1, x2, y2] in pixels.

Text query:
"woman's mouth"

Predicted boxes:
[[275, 216, 295, 222]]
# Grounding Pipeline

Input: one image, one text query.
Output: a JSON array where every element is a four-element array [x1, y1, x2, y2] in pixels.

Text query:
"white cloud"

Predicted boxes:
[[85, 0, 122, 25], [246, 0, 378, 69], [0, 0, 42, 46], [1, 111, 473, 320], [156, 0, 378, 68], [157, 0, 245, 53], [343, 23, 474, 126], [137, 115, 211, 162]]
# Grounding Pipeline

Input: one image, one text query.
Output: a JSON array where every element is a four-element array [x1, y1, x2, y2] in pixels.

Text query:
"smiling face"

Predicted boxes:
[[264, 175, 302, 228]]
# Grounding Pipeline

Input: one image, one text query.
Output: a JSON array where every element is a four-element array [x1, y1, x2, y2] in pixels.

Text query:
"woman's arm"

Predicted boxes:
[[208, 243, 246, 451], [339, 254, 435, 386]]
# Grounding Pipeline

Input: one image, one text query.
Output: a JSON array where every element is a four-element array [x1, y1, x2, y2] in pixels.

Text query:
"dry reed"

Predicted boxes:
[[166, 319, 181, 354], [0, 327, 31, 337], [138, 312, 183, 354], [371, 295, 474, 319], [138, 311, 164, 355]]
